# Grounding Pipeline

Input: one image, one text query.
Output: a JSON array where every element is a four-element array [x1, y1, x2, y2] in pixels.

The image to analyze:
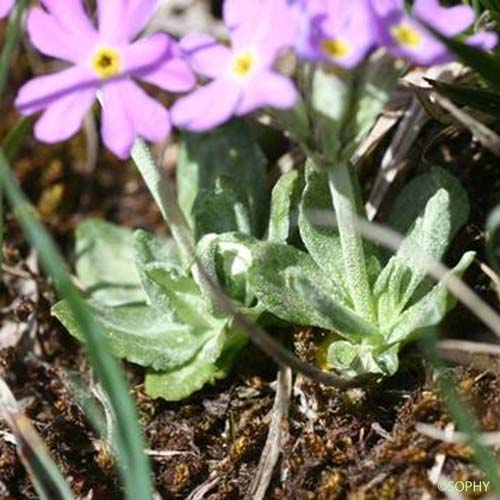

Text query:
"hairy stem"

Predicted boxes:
[[327, 162, 375, 323]]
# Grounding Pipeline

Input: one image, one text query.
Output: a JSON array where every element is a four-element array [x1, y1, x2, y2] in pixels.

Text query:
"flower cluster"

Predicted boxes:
[[6, 0, 498, 157]]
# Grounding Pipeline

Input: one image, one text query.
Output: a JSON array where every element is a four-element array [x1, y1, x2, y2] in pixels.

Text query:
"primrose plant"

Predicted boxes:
[[11, 0, 495, 399]]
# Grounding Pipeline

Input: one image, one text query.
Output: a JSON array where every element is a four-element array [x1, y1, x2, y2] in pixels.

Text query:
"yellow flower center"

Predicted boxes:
[[91, 47, 122, 79], [321, 38, 351, 59], [231, 51, 257, 78], [391, 23, 422, 48]]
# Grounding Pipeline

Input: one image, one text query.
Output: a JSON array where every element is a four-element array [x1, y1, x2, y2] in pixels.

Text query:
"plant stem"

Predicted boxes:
[[327, 162, 376, 323]]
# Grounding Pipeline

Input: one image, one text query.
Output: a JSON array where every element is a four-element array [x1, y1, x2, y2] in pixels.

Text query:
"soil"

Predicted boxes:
[[1, 6, 500, 500]]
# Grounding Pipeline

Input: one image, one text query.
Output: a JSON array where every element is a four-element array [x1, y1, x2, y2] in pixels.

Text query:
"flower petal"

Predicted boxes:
[[120, 80, 172, 142], [98, 0, 156, 43], [180, 34, 231, 79], [27, 7, 97, 62], [413, 0, 474, 37], [171, 79, 241, 132], [15, 65, 98, 116], [223, 0, 260, 30], [40, 0, 96, 39], [124, 33, 171, 74], [100, 80, 171, 158], [315, 0, 375, 68], [0, 0, 13, 18], [389, 25, 449, 66], [230, 0, 298, 65], [34, 88, 95, 143], [467, 31, 498, 52], [100, 80, 135, 159], [236, 71, 297, 115], [137, 57, 196, 93]]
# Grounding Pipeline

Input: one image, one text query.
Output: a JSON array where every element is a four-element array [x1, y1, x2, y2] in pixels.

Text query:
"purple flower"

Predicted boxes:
[[15, 0, 195, 159], [171, 0, 298, 132], [300, 0, 375, 68], [371, 0, 497, 66], [287, 0, 327, 60], [0, 0, 13, 18]]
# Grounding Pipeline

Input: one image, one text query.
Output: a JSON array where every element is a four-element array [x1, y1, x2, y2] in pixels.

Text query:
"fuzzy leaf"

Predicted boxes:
[[177, 120, 268, 236], [312, 55, 401, 161], [52, 300, 225, 372], [326, 340, 399, 377], [268, 170, 303, 243], [388, 251, 475, 344], [134, 230, 215, 329], [486, 206, 500, 274], [134, 229, 182, 275], [195, 232, 257, 309], [247, 241, 348, 328], [298, 166, 348, 299], [292, 274, 381, 340], [388, 166, 469, 240], [192, 178, 252, 241], [144, 326, 246, 401], [75, 219, 145, 306], [375, 189, 456, 326]]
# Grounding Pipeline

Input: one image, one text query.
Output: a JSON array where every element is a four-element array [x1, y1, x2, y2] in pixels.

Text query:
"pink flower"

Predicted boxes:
[[15, 0, 195, 159], [171, 0, 298, 132], [296, 0, 376, 68], [370, 0, 497, 65], [0, 0, 13, 18]]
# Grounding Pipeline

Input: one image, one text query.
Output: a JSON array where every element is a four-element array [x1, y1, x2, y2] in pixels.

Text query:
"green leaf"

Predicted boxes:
[[131, 139, 193, 267], [326, 339, 399, 377], [192, 177, 252, 241], [298, 165, 348, 298], [144, 326, 246, 401], [428, 78, 500, 117], [133, 229, 182, 275], [375, 189, 454, 325], [247, 241, 348, 328], [388, 251, 475, 344], [487, 206, 500, 274], [177, 120, 268, 236], [75, 219, 146, 306], [52, 300, 224, 371], [292, 274, 381, 340], [312, 56, 401, 161], [388, 166, 469, 240], [134, 229, 214, 329], [143, 263, 217, 329], [268, 170, 303, 243], [195, 232, 257, 309]]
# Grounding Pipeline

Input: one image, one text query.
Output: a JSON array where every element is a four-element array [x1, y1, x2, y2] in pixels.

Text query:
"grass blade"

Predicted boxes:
[[0, 0, 26, 97], [0, 0, 28, 275], [3, 117, 31, 160], [0, 377, 76, 500], [421, 331, 500, 493], [0, 149, 154, 500]]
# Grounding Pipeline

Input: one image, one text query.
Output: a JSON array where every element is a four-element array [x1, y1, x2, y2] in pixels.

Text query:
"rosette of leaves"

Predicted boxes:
[[242, 164, 474, 377], [53, 118, 474, 398], [53, 121, 269, 401]]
